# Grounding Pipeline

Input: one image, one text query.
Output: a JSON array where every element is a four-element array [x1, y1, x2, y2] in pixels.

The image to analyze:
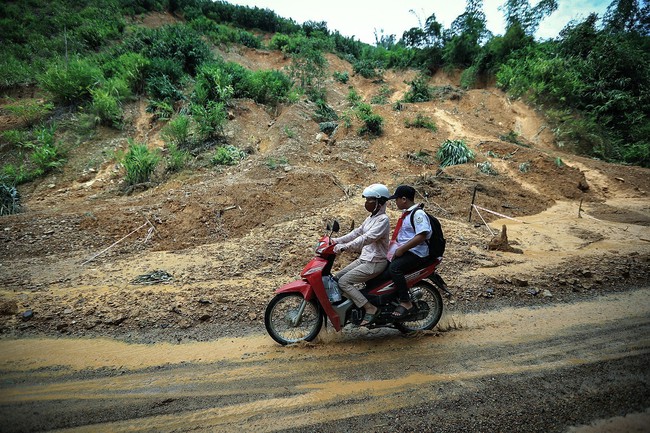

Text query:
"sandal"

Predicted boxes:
[[360, 311, 378, 327], [391, 304, 413, 319]]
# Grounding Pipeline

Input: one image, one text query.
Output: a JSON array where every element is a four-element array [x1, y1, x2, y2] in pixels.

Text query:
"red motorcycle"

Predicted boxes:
[[264, 221, 451, 345]]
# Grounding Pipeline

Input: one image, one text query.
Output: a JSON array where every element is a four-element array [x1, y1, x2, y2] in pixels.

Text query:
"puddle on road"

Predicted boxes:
[[0, 289, 647, 374]]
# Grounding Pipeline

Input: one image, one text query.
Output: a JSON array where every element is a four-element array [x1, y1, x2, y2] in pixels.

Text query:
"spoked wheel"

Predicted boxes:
[[396, 281, 443, 333], [264, 293, 324, 345]]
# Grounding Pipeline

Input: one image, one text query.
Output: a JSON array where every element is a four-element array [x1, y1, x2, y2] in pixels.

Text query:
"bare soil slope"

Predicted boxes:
[[0, 41, 649, 342]]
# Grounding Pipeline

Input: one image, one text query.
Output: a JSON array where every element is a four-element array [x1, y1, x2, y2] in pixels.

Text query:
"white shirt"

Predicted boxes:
[[396, 205, 431, 258]]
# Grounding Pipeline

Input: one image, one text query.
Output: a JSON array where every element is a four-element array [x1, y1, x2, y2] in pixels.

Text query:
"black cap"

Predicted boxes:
[[388, 185, 415, 200]]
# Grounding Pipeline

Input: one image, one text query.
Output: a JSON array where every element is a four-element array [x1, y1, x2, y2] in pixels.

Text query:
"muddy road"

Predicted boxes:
[[0, 288, 648, 433]]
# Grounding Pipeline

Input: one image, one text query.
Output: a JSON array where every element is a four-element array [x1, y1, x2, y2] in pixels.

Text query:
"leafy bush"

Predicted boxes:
[[353, 59, 381, 79], [191, 101, 227, 140], [0, 184, 21, 216], [193, 63, 234, 105], [333, 71, 349, 83], [3, 99, 54, 127], [1, 164, 34, 186], [477, 161, 498, 175], [346, 88, 362, 107], [370, 85, 392, 105], [405, 114, 437, 132], [38, 58, 103, 104], [403, 75, 433, 103], [211, 145, 246, 166], [313, 100, 338, 123], [89, 88, 122, 127], [460, 65, 479, 89], [0, 55, 32, 88], [121, 141, 160, 185], [161, 115, 192, 149], [104, 52, 150, 94], [436, 139, 475, 167], [356, 103, 383, 136], [25, 125, 65, 176], [165, 143, 189, 173]]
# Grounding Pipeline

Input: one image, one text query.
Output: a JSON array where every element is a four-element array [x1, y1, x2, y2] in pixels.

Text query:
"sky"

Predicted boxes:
[[226, 0, 612, 45]]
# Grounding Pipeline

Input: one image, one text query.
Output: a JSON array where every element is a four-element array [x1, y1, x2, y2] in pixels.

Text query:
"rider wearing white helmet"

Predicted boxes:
[[332, 183, 391, 326]]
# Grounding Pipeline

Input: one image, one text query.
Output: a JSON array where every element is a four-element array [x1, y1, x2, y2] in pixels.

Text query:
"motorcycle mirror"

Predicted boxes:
[[332, 220, 340, 233]]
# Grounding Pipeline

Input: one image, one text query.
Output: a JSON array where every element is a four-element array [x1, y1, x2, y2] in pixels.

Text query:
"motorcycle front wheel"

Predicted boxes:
[[264, 293, 324, 345], [396, 281, 443, 333]]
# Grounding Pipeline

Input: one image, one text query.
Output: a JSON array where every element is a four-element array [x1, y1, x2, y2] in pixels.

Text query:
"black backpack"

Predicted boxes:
[[409, 204, 446, 258]]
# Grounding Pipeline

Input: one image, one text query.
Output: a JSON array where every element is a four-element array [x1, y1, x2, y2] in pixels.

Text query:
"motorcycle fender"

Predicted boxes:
[[275, 279, 314, 301]]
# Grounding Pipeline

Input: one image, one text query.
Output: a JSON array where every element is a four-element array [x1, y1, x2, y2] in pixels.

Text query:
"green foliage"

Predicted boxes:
[[3, 99, 54, 127], [519, 162, 531, 173], [0, 184, 21, 216], [24, 124, 66, 176], [477, 160, 498, 175], [460, 65, 479, 89], [333, 71, 349, 84], [89, 88, 122, 127], [346, 88, 363, 107], [554, 157, 564, 168], [0, 55, 33, 88], [191, 101, 227, 140], [370, 85, 393, 105], [499, 130, 528, 146], [436, 139, 475, 167], [161, 115, 192, 149], [352, 59, 382, 79], [193, 63, 235, 106], [38, 58, 103, 104], [165, 143, 189, 173], [1, 164, 34, 186], [211, 145, 246, 166], [404, 114, 437, 132], [403, 75, 433, 103], [283, 126, 295, 138], [266, 156, 288, 170], [313, 100, 338, 123], [356, 103, 383, 136], [103, 52, 150, 94], [121, 141, 160, 185]]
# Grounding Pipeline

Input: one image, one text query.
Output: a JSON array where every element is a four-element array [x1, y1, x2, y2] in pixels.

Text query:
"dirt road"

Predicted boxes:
[[1, 287, 648, 433]]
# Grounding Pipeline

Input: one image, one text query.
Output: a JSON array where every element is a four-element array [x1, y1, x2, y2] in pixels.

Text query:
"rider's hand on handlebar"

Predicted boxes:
[[333, 244, 346, 254]]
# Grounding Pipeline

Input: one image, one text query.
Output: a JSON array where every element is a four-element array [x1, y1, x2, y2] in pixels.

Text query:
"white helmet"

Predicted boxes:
[[362, 183, 390, 200]]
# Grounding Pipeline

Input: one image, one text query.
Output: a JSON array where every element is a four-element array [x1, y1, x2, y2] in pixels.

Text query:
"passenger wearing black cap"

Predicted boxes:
[[386, 185, 432, 318]]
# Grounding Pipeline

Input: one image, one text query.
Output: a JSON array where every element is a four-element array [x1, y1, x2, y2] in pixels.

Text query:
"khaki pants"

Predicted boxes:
[[335, 259, 387, 308]]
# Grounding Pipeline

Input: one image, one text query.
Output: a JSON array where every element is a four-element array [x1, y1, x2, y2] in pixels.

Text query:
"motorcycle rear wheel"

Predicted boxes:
[[396, 281, 443, 333], [265, 293, 323, 345]]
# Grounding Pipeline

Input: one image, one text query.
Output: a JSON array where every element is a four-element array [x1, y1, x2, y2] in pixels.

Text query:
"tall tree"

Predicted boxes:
[[501, 0, 558, 36]]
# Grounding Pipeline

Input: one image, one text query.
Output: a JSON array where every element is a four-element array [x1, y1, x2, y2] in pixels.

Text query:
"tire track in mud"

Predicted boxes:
[[0, 288, 648, 432]]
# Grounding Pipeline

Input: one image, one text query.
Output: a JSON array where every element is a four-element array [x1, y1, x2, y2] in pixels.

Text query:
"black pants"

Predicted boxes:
[[388, 252, 429, 303]]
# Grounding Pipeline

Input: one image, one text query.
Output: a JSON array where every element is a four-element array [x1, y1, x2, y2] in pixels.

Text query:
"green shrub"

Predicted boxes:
[[460, 65, 479, 89], [25, 125, 65, 175], [519, 162, 531, 173], [193, 63, 234, 105], [403, 75, 433, 103], [2, 129, 30, 147], [105, 53, 150, 94], [165, 143, 189, 173], [191, 101, 227, 140], [121, 141, 160, 185], [89, 88, 122, 127], [353, 59, 381, 79], [3, 99, 54, 126], [38, 58, 103, 104], [0, 184, 21, 215], [313, 100, 338, 122], [477, 161, 498, 175], [0, 55, 32, 88], [266, 156, 288, 170], [346, 88, 362, 107], [211, 145, 246, 166], [161, 115, 192, 149], [436, 139, 475, 167], [1, 164, 34, 186], [405, 114, 437, 132], [333, 71, 349, 83], [356, 103, 383, 136], [370, 85, 392, 105]]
